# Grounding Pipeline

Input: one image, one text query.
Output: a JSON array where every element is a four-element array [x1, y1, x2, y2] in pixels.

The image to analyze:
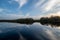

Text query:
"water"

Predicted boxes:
[[0, 22, 60, 40]]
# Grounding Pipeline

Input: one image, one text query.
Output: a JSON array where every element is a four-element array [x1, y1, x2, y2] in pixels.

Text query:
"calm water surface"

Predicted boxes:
[[0, 22, 60, 40]]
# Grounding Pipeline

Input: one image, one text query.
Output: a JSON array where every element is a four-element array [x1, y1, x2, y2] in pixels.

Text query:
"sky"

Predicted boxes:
[[0, 0, 60, 19]]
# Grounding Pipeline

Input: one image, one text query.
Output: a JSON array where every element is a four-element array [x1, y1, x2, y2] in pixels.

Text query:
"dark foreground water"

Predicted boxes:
[[0, 22, 60, 40]]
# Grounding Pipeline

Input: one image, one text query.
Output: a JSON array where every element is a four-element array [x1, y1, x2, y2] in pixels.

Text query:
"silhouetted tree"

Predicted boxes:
[[40, 16, 60, 27]]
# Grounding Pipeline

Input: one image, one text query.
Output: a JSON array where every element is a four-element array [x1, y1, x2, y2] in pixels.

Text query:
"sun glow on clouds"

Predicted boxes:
[[40, 0, 60, 17], [34, 0, 59, 10], [30, 0, 60, 17], [46, 11, 60, 17], [44, 0, 57, 11]]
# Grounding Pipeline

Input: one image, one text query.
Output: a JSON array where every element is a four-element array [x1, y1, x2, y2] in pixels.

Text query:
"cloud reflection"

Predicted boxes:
[[0, 23, 60, 40]]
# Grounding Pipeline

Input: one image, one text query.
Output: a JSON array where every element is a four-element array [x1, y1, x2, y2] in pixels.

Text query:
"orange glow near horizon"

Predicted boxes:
[[46, 12, 60, 17]]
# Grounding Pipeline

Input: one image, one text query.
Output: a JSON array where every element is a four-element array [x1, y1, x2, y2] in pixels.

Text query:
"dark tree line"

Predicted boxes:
[[40, 16, 60, 26], [0, 16, 60, 26], [0, 18, 34, 24]]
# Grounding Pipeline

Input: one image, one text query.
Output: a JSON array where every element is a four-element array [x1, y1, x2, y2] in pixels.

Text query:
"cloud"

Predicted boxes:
[[0, 13, 30, 19], [34, 0, 60, 13], [43, 0, 60, 14], [0, 12, 43, 20], [35, 0, 46, 8], [24, 13, 30, 18], [44, 0, 57, 11], [0, 14, 24, 19], [0, 8, 4, 12], [14, 0, 27, 8], [0, 0, 60, 19], [45, 11, 60, 17]]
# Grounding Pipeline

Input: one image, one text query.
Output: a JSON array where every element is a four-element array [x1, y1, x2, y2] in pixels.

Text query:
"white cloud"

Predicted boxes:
[[35, 0, 45, 8], [0, 8, 12, 13], [0, 13, 30, 19], [0, 14, 23, 19], [0, 13, 43, 20], [0, 0, 60, 19], [8, 0, 13, 4], [24, 13, 30, 18], [34, 0, 60, 13], [0, 8, 4, 12], [14, 0, 27, 8], [44, 0, 57, 11], [44, 0, 60, 12]]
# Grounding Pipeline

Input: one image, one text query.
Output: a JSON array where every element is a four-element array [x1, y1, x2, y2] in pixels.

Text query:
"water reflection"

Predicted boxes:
[[40, 22, 60, 27], [0, 23, 60, 40], [0, 22, 60, 27]]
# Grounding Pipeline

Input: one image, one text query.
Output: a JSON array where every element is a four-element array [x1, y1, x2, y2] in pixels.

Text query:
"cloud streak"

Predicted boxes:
[[15, 0, 27, 8], [44, 0, 57, 11], [0, 0, 60, 19]]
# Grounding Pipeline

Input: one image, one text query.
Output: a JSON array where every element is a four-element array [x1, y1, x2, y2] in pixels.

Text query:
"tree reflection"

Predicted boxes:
[[0, 16, 60, 27], [0, 18, 34, 25], [40, 16, 60, 27]]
